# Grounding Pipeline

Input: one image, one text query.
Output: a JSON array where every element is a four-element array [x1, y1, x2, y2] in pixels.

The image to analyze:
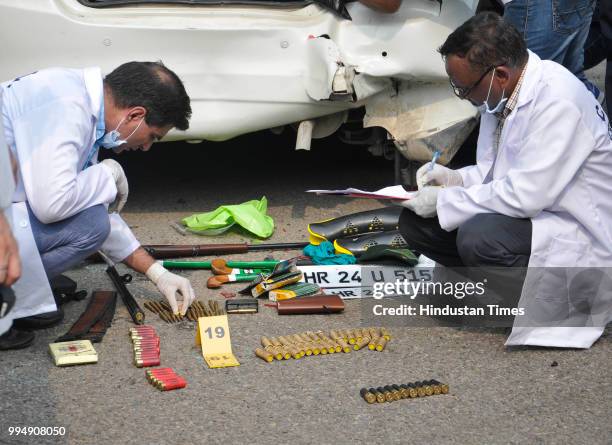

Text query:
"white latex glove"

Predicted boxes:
[[416, 163, 463, 190], [400, 186, 441, 218], [100, 159, 129, 213], [146, 263, 195, 315]]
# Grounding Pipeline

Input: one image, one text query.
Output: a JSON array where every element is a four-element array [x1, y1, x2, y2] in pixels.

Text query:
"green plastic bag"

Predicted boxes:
[[181, 197, 274, 238]]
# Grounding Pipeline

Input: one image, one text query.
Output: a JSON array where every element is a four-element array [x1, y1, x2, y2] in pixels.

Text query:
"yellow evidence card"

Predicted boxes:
[[195, 315, 240, 368]]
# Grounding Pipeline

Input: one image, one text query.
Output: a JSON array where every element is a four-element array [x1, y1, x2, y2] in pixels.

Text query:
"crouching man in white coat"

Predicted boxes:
[[400, 12, 612, 348], [1, 61, 195, 347]]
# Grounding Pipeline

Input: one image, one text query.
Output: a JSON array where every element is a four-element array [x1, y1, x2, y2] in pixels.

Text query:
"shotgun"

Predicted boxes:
[[141, 241, 308, 259]]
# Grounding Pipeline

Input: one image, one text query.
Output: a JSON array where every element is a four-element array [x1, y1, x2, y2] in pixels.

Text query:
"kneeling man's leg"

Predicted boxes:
[[456, 214, 532, 267], [398, 209, 463, 266], [27, 204, 111, 279]]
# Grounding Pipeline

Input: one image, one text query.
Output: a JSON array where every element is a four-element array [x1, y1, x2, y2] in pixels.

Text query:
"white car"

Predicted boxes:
[[0, 0, 484, 165]]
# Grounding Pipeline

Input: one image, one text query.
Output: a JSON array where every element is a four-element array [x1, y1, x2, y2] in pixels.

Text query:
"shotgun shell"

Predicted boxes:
[[354, 337, 371, 351], [158, 379, 187, 391], [135, 357, 161, 368], [255, 348, 274, 363], [360, 388, 377, 404], [374, 387, 387, 403], [380, 327, 391, 341], [375, 337, 387, 352], [407, 383, 418, 398]]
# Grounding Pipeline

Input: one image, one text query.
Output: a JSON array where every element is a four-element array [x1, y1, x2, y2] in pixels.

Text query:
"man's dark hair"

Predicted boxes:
[[439, 12, 528, 72], [104, 61, 191, 130]]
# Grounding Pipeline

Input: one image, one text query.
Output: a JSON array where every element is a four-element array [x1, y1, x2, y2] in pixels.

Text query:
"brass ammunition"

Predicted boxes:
[[430, 379, 449, 394], [427, 380, 442, 395], [398, 384, 410, 399], [380, 327, 391, 341], [422, 382, 434, 396], [380, 386, 394, 402], [360, 388, 377, 404], [270, 337, 283, 348], [373, 387, 386, 403], [415, 382, 427, 397], [347, 330, 357, 345], [261, 336, 273, 349], [385, 385, 401, 401], [255, 348, 274, 363], [392, 384, 406, 399], [368, 336, 379, 351], [375, 337, 387, 352], [368, 327, 380, 340], [354, 337, 371, 351], [158, 311, 172, 323], [407, 383, 418, 398], [143, 301, 158, 314], [280, 347, 292, 360], [336, 338, 351, 353]]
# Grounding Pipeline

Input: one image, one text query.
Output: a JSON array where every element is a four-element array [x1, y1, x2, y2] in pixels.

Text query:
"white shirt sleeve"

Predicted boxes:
[[11, 99, 117, 224], [0, 90, 14, 212], [100, 213, 140, 263]]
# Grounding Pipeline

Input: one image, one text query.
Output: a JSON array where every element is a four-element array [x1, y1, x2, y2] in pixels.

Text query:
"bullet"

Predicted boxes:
[[406, 383, 418, 398], [380, 327, 391, 341], [430, 379, 449, 394], [427, 380, 442, 395], [347, 330, 357, 345], [368, 337, 379, 351], [255, 348, 274, 362], [336, 338, 351, 353], [354, 337, 371, 351], [385, 385, 401, 401], [360, 388, 377, 404], [398, 384, 411, 399], [373, 388, 386, 404], [375, 337, 387, 352], [392, 384, 406, 399], [415, 382, 427, 397], [380, 386, 394, 402], [422, 381, 434, 396]]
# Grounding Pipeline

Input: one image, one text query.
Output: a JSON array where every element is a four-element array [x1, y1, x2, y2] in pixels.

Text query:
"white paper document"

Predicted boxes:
[[306, 185, 414, 200]]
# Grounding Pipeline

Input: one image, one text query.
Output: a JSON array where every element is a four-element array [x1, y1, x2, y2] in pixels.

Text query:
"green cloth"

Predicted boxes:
[[181, 197, 274, 238], [358, 245, 419, 266], [303, 241, 357, 265]]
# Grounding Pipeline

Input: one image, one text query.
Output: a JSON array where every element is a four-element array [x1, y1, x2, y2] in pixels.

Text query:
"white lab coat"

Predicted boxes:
[[1, 67, 139, 320], [0, 88, 15, 334], [437, 51, 612, 348]]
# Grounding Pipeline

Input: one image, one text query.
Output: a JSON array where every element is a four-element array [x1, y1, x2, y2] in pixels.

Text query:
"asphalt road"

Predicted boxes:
[[1, 66, 611, 445]]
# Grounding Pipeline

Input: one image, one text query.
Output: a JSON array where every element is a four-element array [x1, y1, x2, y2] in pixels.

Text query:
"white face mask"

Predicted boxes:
[[98, 115, 144, 149], [483, 68, 507, 114]]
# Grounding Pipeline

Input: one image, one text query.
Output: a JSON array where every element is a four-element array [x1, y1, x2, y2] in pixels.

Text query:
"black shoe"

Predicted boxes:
[[0, 327, 35, 350], [14, 309, 64, 330]]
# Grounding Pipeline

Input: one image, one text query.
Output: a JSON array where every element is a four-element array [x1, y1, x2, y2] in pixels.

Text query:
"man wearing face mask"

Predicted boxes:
[[399, 12, 612, 348], [1, 62, 195, 343]]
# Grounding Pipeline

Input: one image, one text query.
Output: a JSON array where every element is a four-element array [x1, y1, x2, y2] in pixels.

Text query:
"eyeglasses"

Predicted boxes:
[[449, 65, 495, 99]]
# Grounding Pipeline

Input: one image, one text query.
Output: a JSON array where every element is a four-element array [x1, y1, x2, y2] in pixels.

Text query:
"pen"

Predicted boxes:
[[429, 150, 440, 171]]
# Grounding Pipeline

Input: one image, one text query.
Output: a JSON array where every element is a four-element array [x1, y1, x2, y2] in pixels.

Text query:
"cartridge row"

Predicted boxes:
[[360, 380, 449, 404], [129, 325, 160, 368], [255, 327, 391, 363], [145, 368, 187, 391], [144, 299, 224, 323]]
